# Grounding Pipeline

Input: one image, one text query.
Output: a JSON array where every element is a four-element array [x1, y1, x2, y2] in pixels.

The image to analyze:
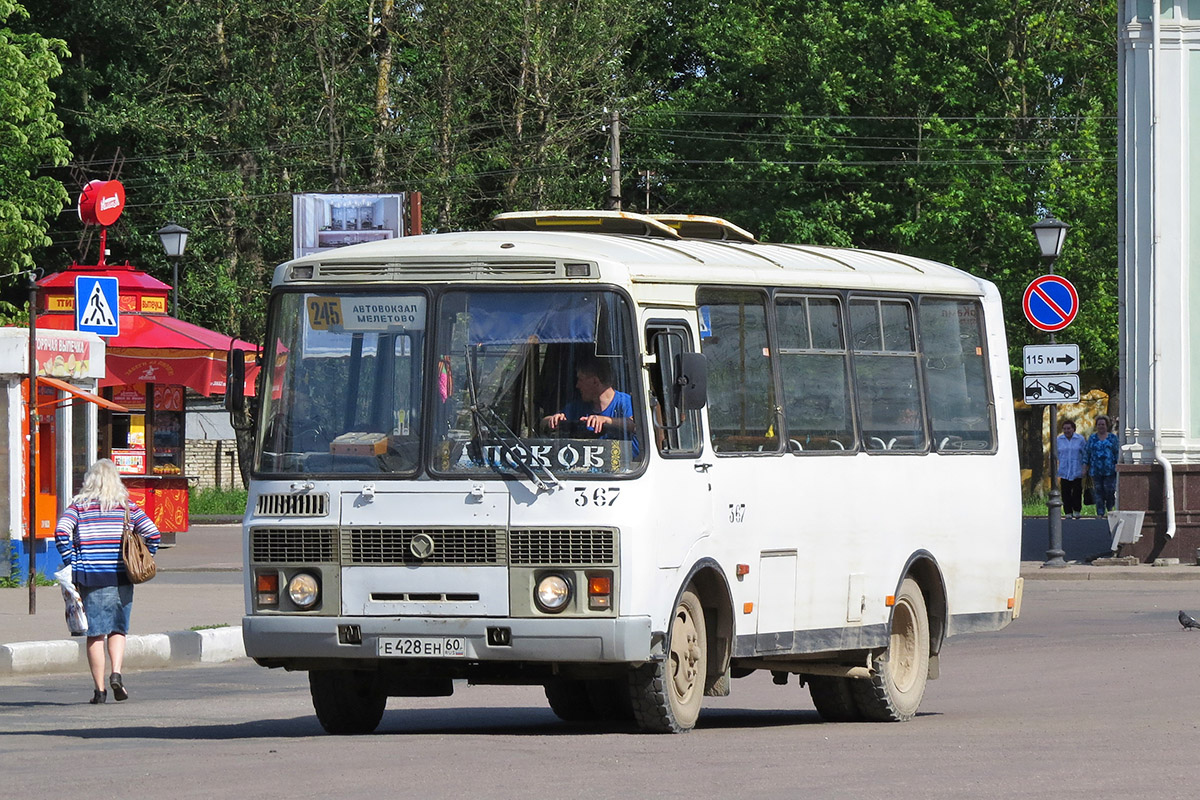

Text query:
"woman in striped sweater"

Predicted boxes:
[[55, 459, 160, 704]]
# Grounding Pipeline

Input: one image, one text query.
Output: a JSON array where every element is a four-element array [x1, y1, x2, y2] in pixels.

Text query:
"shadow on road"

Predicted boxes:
[[0, 704, 853, 738]]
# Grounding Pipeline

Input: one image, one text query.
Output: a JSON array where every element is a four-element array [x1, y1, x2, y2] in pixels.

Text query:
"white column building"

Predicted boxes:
[[1119, 0, 1200, 558]]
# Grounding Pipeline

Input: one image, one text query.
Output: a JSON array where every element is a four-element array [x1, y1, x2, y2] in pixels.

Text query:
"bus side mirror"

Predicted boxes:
[[226, 348, 246, 414], [677, 352, 707, 410]]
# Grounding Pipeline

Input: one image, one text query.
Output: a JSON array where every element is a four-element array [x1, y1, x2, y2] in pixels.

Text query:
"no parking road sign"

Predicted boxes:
[[1023, 274, 1079, 332]]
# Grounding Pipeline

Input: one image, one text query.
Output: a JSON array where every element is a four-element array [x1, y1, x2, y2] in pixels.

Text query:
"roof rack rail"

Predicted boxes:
[[651, 214, 758, 243], [492, 210, 681, 239]]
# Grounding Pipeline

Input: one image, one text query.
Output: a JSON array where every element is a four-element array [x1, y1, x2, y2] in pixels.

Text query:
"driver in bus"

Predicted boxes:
[[542, 358, 639, 457]]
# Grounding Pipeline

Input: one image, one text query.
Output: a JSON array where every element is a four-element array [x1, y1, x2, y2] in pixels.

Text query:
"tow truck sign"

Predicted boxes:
[[1022, 374, 1080, 404]]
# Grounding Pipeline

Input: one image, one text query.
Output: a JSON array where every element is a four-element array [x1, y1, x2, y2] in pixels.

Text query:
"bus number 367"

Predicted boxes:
[[575, 487, 620, 507]]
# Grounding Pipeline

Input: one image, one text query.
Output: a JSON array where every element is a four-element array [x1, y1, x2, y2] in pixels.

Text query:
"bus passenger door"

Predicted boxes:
[[646, 321, 712, 568]]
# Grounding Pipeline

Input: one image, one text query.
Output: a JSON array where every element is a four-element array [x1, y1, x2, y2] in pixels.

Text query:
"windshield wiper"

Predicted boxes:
[[470, 403, 559, 492], [463, 350, 558, 492]]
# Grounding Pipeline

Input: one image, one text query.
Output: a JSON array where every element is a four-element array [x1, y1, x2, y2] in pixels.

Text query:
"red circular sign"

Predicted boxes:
[[1022, 274, 1079, 332], [77, 179, 126, 226]]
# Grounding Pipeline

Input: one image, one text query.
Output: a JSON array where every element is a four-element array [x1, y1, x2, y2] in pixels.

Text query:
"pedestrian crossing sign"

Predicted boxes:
[[75, 276, 120, 337]]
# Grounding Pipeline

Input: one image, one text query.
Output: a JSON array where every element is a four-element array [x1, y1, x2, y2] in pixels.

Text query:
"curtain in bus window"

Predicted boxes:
[[919, 298, 994, 451], [465, 292, 597, 344], [776, 296, 853, 451], [850, 298, 927, 452], [699, 290, 778, 452]]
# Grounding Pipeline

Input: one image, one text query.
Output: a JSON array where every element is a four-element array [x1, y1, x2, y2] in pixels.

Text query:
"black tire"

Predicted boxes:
[[585, 678, 635, 722], [543, 679, 594, 722], [850, 577, 930, 722], [309, 669, 387, 735], [806, 676, 864, 722], [629, 588, 707, 733]]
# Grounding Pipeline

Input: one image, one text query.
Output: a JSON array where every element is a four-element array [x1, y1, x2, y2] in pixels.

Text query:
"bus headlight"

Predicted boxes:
[[287, 573, 320, 609], [534, 574, 571, 613]]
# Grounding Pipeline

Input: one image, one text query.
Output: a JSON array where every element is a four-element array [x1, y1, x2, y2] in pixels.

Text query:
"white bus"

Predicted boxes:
[[231, 210, 1023, 734]]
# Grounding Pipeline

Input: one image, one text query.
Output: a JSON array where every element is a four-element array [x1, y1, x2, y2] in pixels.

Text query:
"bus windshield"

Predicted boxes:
[[254, 288, 642, 477]]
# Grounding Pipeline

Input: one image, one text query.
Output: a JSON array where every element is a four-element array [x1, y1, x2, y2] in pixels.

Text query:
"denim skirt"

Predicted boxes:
[[80, 584, 134, 637]]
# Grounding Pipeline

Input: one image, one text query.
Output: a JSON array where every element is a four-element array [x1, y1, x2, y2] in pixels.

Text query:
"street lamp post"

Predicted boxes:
[[1032, 215, 1070, 568], [156, 223, 190, 317]]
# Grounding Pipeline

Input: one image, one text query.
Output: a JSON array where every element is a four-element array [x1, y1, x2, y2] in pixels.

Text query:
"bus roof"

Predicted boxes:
[[283, 212, 990, 297]]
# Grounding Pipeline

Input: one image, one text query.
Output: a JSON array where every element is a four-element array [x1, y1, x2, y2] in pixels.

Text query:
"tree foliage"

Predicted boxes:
[[16, 0, 1117, 411], [0, 0, 70, 288]]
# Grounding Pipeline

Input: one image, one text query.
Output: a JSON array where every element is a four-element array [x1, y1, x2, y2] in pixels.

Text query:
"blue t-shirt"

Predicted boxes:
[[563, 391, 639, 458]]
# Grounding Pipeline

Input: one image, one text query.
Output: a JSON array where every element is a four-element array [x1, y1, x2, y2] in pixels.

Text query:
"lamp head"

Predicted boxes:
[[156, 222, 190, 259], [1031, 216, 1069, 259]]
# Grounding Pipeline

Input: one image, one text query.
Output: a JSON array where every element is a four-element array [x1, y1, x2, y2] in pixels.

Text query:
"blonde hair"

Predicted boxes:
[[72, 458, 129, 511]]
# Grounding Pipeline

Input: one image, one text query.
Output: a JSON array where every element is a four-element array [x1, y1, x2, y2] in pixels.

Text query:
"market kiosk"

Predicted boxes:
[[36, 243, 256, 534]]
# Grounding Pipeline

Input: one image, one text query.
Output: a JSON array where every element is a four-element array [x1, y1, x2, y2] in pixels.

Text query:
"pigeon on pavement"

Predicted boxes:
[[1179, 610, 1200, 630]]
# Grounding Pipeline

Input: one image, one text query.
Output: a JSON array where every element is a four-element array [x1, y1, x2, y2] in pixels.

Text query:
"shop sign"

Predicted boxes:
[[47, 295, 75, 312], [112, 385, 146, 408], [141, 296, 167, 313], [35, 335, 93, 379]]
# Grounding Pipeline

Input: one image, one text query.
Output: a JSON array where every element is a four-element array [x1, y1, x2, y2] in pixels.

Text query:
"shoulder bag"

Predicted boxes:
[[121, 504, 157, 583]]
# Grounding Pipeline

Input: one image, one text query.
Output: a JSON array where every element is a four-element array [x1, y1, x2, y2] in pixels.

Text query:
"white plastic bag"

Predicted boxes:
[[54, 565, 87, 636]]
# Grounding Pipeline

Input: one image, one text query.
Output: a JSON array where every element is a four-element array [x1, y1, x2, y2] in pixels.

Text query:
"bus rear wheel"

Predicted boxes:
[[543, 679, 594, 721], [544, 678, 635, 723], [309, 669, 387, 735], [807, 676, 865, 722], [629, 588, 707, 733], [850, 577, 930, 722]]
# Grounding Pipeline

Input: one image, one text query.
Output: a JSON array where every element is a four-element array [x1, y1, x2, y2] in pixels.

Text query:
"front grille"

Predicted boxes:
[[342, 528, 506, 565], [249, 526, 617, 567], [509, 528, 617, 566], [255, 493, 329, 517], [250, 527, 338, 563]]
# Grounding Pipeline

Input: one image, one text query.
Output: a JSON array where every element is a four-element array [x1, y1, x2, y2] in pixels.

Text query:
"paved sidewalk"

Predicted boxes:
[[1, 523, 245, 677]]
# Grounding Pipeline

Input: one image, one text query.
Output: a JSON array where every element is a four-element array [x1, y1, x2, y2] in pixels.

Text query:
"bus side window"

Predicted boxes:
[[648, 326, 702, 456], [918, 298, 995, 452], [697, 290, 780, 454]]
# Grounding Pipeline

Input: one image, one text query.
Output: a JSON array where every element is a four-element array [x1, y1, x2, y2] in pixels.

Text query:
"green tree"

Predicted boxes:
[[0, 0, 70, 282]]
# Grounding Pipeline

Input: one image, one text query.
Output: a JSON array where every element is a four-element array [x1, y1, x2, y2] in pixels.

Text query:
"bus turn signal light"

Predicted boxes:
[[257, 572, 279, 607], [588, 575, 612, 609]]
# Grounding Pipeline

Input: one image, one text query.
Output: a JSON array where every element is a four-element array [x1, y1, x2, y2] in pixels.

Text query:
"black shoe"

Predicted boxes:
[[90, 689, 107, 704], [110, 673, 128, 702]]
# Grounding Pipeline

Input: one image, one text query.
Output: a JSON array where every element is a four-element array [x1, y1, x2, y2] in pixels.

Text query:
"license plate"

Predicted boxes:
[[377, 636, 466, 658]]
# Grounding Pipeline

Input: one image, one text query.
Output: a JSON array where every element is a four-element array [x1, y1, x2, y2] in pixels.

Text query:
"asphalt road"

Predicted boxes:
[[3, 580, 1199, 799]]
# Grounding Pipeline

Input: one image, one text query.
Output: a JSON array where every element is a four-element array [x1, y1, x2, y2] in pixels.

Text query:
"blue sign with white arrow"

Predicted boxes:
[[75, 276, 121, 337]]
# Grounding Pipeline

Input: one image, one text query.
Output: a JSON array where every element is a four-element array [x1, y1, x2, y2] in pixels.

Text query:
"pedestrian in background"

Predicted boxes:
[[1057, 419, 1085, 519], [1082, 415, 1121, 518], [54, 459, 160, 704]]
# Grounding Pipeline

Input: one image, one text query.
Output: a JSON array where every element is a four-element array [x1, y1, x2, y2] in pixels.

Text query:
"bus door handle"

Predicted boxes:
[[694, 462, 713, 473]]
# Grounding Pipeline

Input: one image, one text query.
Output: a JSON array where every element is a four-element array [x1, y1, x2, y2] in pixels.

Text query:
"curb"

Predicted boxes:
[[0, 626, 245, 676], [1021, 565, 1200, 581]]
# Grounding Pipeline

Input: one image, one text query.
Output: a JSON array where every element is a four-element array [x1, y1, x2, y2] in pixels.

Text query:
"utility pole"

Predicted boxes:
[[640, 170, 654, 213], [27, 271, 37, 613], [608, 110, 621, 210]]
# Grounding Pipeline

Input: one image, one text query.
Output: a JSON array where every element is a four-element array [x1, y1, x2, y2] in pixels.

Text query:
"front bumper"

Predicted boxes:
[[243, 614, 654, 664]]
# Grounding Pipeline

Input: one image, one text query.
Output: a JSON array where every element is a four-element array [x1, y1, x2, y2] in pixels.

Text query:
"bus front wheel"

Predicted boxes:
[[629, 588, 707, 733], [851, 577, 930, 722], [309, 669, 387, 734]]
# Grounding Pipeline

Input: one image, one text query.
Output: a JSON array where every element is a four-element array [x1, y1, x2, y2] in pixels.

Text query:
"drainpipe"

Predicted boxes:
[[1148, 7, 1176, 539]]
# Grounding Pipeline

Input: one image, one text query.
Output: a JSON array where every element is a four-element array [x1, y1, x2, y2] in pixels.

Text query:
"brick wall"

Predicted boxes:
[[185, 439, 242, 490]]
